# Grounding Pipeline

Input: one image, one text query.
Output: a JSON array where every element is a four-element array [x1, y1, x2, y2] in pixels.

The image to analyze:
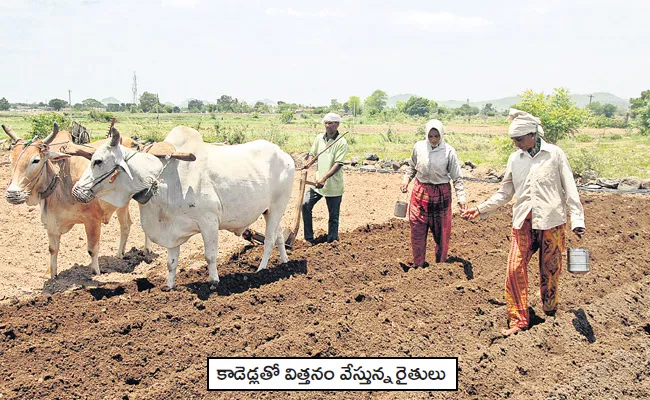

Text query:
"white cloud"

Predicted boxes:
[[394, 11, 492, 33], [265, 7, 347, 18], [0, 0, 24, 10], [162, 0, 198, 9], [528, 5, 549, 15]]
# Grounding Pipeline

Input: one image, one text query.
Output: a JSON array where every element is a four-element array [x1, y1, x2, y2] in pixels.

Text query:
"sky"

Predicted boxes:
[[1, 0, 649, 106]]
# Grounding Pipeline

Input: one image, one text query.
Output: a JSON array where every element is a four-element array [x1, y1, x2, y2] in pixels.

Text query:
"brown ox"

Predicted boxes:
[[3, 123, 148, 279]]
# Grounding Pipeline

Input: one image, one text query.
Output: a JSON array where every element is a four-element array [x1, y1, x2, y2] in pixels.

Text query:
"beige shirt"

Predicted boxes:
[[309, 132, 348, 197], [477, 139, 585, 230], [402, 141, 466, 203]]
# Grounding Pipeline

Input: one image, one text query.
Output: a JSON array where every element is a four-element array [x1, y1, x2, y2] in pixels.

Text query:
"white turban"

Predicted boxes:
[[507, 108, 545, 137], [321, 113, 342, 124]]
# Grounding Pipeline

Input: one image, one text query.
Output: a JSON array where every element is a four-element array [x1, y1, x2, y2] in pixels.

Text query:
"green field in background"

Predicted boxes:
[[1, 111, 647, 179]]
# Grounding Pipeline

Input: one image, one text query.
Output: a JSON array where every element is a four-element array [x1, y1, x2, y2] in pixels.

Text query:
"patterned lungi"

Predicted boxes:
[[408, 179, 452, 266], [506, 212, 566, 329]]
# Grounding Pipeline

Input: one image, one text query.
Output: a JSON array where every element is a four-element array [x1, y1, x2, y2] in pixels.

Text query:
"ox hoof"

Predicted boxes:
[[255, 266, 267, 273]]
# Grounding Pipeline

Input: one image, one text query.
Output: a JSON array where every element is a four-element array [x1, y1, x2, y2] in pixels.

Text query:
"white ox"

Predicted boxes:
[[3, 124, 148, 278], [72, 125, 295, 288]]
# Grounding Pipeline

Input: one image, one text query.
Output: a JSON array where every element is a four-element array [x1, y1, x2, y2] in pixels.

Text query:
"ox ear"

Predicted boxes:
[[118, 158, 133, 180], [43, 150, 72, 162]]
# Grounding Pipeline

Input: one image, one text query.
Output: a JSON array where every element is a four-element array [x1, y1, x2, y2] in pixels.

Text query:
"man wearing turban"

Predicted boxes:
[[463, 109, 586, 336], [302, 113, 349, 244]]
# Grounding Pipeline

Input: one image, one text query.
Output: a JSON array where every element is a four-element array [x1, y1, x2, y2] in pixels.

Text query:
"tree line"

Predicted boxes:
[[2, 88, 649, 141]]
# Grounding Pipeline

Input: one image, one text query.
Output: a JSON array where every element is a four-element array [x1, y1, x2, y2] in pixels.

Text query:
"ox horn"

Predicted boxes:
[[43, 123, 59, 145], [109, 126, 121, 147], [2, 124, 19, 142], [106, 117, 116, 138]]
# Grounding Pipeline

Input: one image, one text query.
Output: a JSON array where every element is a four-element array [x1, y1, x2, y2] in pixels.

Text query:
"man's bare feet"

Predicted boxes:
[[501, 326, 525, 337]]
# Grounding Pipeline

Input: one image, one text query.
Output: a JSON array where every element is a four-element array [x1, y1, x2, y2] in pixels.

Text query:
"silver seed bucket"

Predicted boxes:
[[567, 248, 590, 273], [394, 201, 407, 218]]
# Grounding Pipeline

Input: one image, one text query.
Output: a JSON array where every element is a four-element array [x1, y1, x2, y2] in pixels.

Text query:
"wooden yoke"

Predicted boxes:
[[142, 142, 196, 161], [61, 140, 196, 162]]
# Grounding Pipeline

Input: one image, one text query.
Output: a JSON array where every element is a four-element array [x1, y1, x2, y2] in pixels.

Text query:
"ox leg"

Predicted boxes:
[[275, 225, 289, 263], [258, 213, 281, 272], [144, 235, 153, 255], [115, 206, 132, 258], [201, 228, 220, 283], [167, 245, 181, 288], [47, 232, 61, 279], [84, 221, 101, 275]]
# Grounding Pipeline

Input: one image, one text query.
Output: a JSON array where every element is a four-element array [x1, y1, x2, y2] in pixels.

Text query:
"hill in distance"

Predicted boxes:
[[388, 92, 630, 110], [100, 97, 121, 105]]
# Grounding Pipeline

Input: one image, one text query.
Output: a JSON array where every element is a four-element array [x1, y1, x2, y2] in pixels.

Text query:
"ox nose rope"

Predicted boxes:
[[9, 141, 58, 198], [75, 150, 172, 205], [76, 150, 139, 193], [133, 155, 172, 204]]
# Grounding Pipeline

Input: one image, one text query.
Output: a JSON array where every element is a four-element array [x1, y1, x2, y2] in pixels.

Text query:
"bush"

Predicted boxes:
[[30, 113, 70, 140], [260, 120, 289, 147], [575, 133, 594, 143], [585, 115, 627, 129], [491, 135, 516, 164], [89, 109, 114, 122], [569, 149, 603, 176], [210, 122, 247, 144], [280, 111, 294, 124], [514, 88, 587, 143], [630, 90, 650, 134], [380, 128, 399, 144]]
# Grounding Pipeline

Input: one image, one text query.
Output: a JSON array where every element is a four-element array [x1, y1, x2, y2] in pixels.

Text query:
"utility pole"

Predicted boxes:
[[467, 98, 471, 123], [588, 94, 594, 105], [132, 71, 138, 106], [68, 89, 72, 111], [156, 93, 160, 124]]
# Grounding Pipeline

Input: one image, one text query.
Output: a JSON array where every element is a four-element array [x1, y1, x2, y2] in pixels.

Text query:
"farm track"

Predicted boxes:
[[0, 147, 648, 398]]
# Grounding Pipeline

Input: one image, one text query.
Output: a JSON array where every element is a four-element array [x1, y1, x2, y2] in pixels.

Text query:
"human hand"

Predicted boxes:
[[462, 208, 480, 220], [315, 179, 325, 188], [573, 227, 585, 238], [457, 203, 467, 213], [399, 183, 408, 193]]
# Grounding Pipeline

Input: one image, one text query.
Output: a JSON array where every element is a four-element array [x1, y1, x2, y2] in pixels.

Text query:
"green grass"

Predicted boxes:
[[561, 130, 650, 178], [1, 111, 647, 178]]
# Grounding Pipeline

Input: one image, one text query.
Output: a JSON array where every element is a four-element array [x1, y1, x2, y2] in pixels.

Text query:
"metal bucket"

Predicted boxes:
[[567, 248, 590, 273], [394, 201, 408, 218]]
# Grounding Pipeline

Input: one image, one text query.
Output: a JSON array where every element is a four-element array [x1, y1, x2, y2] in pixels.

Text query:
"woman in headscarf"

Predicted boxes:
[[463, 109, 586, 337], [400, 119, 467, 267]]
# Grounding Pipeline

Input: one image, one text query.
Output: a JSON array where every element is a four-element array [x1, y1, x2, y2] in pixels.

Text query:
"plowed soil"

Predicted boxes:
[[1, 149, 649, 399]]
